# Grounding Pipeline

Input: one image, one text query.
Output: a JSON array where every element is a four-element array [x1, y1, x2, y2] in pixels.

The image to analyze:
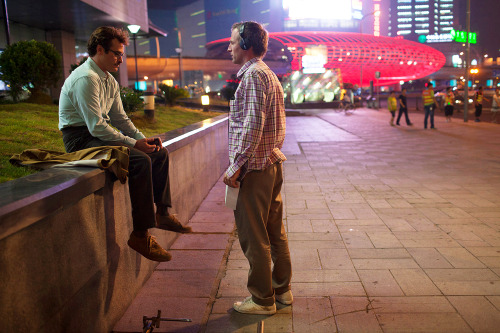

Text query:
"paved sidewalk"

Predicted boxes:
[[115, 108, 500, 332]]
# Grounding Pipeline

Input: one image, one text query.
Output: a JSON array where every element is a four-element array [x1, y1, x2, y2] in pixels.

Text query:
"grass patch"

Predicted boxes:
[[0, 103, 223, 184]]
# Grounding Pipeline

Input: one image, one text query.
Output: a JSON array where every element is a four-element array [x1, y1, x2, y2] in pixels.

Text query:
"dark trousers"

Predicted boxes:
[[397, 107, 411, 125], [234, 162, 292, 306], [62, 126, 171, 231], [444, 105, 454, 117], [475, 104, 483, 118], [424, 104, 435, 128]]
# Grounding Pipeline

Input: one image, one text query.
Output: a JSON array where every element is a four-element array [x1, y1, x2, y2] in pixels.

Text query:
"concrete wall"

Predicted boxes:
[[0, 115, 229, 332]]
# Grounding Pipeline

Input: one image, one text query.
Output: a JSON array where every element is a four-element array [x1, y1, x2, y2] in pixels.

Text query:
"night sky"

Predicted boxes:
[[470, 0, 500, 56]]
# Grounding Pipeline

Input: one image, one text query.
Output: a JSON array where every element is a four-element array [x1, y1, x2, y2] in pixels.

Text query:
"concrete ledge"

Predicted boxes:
[[0, 114, 229, 332]]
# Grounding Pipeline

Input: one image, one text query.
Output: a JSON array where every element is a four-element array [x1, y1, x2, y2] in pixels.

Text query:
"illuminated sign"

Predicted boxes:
[[450, 29, 477, 44], [302, 55, 326, 74], [418, 34, 454, 43], [373, 0, 381, 36], [283, 0, 353, 20], [135, 81, 147, 91]]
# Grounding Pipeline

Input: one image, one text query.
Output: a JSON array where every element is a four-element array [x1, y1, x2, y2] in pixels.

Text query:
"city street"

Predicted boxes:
[[115, 107, 500, 333]]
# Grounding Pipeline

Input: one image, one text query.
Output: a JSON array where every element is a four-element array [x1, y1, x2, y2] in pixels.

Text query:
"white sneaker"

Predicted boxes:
[[276, 290, 293, 305], [233, 296, 276, 315]]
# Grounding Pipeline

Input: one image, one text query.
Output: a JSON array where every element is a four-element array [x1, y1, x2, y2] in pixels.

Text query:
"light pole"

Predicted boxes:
[[463, 0, 470, 122], [175, 28, 184, 89], [127, 24, 141, 90], [1, 0, 11, 45], [359, 10, 379, 105]]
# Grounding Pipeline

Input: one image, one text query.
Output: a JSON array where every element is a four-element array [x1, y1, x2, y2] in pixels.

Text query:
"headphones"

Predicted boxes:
[[239, 23, 250, 50]]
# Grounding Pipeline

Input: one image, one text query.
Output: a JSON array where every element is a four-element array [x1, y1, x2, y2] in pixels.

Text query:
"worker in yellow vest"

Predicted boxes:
[[422, 82, 437, 129], [388, 91, 398, 126], [444, 87, 455, 123], [474, 86, 489, 122]]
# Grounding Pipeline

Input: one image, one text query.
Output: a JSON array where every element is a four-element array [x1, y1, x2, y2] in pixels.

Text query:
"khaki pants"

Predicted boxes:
[[234, 162, 292, 306]]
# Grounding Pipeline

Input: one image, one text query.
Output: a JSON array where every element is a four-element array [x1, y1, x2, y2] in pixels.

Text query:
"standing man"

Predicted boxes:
[[444, 87, 455, 123], [396, 88, 413, 126], [422, 82, 437, 129], [59, 27, 191, 263], [474, 86, 489, 122], [224, 21, 292, 315]]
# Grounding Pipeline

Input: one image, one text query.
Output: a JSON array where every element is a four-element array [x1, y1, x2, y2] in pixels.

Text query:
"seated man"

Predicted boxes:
[[59, 26, 191, 262]]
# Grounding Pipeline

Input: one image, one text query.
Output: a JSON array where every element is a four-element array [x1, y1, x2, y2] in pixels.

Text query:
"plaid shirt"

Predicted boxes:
[[226, 58, 286, 179]]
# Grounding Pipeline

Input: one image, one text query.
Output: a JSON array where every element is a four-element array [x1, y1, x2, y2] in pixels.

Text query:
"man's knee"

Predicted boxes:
[[150, 147, 170, 167], [128, 148, 153, 175]]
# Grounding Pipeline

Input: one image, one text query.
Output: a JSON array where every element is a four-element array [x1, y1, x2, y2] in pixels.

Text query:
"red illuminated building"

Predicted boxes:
[[207, 31, 446, 87]]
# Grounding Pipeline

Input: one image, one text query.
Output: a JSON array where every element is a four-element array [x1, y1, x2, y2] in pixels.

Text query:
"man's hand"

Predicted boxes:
[[223, 168, 241, 188], [134, 138, 161, 154]]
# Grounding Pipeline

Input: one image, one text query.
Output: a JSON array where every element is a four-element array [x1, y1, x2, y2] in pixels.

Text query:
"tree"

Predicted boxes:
[[0, 40, 61, 102]]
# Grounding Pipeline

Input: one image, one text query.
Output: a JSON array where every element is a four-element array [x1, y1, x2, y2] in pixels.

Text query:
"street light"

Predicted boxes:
[[127, 24, 141, 90], [359, 10, 380, 105], [463, 0, 471, 122], [174, 28, 184, 89]]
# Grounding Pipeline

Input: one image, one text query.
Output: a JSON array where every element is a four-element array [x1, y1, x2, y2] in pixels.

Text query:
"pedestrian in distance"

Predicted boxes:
[[396, 88, 413, 126], [491, 87, 500, 123], [444, 87, 455, 122], [474, 86, 489, 122], [388, 91, 397, 126], [59, 27, 192, 263], [422, 82, 438, 129], [224, 21, 293, 316]]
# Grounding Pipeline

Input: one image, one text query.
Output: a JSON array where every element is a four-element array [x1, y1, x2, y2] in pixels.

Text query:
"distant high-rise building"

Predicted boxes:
[[388, 0, 456, 44]]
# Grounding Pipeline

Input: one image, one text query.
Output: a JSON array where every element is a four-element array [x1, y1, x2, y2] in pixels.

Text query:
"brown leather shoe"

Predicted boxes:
[[127, 232, 172, 262], [156, 213, 192, 233]]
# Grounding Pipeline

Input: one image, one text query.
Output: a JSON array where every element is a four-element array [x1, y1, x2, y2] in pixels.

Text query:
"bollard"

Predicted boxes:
[[144, 91, 155, 119], [201, 94, 210, 112]]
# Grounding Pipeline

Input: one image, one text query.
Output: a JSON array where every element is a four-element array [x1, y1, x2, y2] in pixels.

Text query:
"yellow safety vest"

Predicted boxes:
[[388, 96, 398, 111], [476, 92, 483, 104], [422, 89, 434, 106], [444, 92, 453, 105]]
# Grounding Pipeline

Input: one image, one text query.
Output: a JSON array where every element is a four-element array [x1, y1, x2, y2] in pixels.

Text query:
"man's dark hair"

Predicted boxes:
[[87, 26, 129, 57], [427, 82, 433, 87], [232, 21, 268, 57]]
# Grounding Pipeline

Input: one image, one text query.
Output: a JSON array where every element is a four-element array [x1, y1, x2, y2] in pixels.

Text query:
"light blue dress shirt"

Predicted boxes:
[[59, 57, 145, 147]]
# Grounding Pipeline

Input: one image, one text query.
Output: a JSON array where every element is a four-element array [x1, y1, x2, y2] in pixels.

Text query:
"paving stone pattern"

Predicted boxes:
[[115, 108, 500, 333]]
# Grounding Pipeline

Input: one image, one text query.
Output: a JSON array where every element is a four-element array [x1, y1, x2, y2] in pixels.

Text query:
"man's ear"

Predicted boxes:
[[96, 44, 105, 55]]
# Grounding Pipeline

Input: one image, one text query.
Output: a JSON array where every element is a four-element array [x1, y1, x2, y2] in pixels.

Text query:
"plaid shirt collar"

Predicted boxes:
[[237, 57, 261, 79]]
